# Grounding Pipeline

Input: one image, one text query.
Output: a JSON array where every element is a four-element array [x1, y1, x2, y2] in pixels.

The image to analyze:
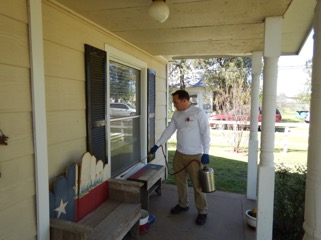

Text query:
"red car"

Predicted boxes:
[[208, 109, 250, 129], [258, 108, 282, 123], [209, 108, 282, 129]]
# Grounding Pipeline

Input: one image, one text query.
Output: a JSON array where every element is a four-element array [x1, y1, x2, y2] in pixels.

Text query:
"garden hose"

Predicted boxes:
[[159, 145, 200, 176]]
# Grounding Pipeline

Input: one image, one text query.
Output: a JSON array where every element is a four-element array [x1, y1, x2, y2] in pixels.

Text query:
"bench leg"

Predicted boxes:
[[141, 189, 149, 210], [128, 220, 140, 239], [155, 179, 162, 196]]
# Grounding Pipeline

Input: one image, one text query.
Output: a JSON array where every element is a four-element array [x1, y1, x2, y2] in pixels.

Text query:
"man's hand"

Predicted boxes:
[[201, 154, 210, 164], [149, 145, 159, 154]]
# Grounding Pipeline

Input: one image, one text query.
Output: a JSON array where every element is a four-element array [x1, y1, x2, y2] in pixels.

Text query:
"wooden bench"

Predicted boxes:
[[127, 164, 165, 210], [50, 179, 144, 240]]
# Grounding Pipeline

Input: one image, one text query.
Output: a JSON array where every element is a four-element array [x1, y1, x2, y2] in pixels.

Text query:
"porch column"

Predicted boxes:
[[29, 0, 50, 239], [303, 1, 321, 239], [247, 51, 262, 200], [257, 17, 282, 240]]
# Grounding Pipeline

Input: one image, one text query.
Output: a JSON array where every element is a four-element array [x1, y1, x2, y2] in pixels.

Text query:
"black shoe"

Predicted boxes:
[[196, 214, 207, 225], [170, 204, 189, 214]]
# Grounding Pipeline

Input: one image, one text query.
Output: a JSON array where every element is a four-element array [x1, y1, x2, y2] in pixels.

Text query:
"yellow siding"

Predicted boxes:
[[44, 41, 85, 81], [0, 0, 36, 239], [0, 196, 37, 239], [1, 0, 167, 238], [0, 14, 29, 68], [0, 0, 28, 23], [46, 76, 85, 111], [43, 0, 168, 178], [0, 65, 32, 112], [0, 156, 35, 208], [48, 138, 87, 179]]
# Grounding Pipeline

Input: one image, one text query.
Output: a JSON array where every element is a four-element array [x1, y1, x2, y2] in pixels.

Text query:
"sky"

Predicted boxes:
[[277, 31, 314, 97]]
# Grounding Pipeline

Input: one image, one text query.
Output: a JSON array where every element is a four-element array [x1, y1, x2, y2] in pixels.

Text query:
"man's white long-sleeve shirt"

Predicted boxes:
[[156, 106, 211, 155]]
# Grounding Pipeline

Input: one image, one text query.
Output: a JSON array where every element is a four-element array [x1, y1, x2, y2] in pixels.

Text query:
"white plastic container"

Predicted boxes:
[[140, 210, 149, 225], [245, 210, 257, 228]]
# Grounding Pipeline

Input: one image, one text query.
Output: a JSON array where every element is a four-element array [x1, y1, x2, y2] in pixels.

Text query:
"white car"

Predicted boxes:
[[305, 112, 310, 123], [110, 103, 136, 117]]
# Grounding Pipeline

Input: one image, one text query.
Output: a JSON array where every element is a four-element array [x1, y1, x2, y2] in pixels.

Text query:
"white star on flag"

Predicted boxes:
[[54, 199, 68, 219]]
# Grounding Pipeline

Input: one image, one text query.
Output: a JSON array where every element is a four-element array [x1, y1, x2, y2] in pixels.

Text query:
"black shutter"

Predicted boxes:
[[147, 69, 156, 162], [85, 44, 107, 163]]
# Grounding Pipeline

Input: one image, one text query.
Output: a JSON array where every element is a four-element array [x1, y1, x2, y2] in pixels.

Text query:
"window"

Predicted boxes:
[[105, 45, 147, 177], [109, 61, 141, 176]]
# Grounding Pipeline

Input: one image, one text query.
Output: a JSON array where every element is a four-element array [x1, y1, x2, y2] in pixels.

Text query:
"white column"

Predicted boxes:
[[28, 0, 50, 239], [247, 51, 262, 200], [303, 1, 321, 239], [256, 17, 282, 240]]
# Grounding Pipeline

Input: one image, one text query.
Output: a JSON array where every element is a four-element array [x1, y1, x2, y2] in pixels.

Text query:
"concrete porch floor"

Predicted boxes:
[[125, 183, 257, 240]]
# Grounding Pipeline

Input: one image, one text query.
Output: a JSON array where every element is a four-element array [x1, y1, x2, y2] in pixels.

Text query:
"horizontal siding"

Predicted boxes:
[[0, 196, 37, 240], [155, 113, 168, 136], [155, 105, 167, 122], [0, 112, 34, 162], [43, 3, 108, 52], [0, 155, 35, 209], [43, 1, 168, 66], [0, 0, 28, 23], [0, 2, 36, 240], [46, 76, 85, 111], [156, 74, 168, 92], [149, 61, 168, 80], [0, 14, 29, 67], [0, 65, 32, 113], [47, 110, 87, 145], [44, 41, 84, 81], [48, 138, 87, 178]]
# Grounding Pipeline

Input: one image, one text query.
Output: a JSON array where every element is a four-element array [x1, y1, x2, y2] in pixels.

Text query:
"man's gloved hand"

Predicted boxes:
[[201, 154, 210, 164], [149, 145, 159, 155]]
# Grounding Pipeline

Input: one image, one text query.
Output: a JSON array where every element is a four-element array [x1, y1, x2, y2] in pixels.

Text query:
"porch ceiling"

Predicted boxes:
[[53, 0, 315, 61]]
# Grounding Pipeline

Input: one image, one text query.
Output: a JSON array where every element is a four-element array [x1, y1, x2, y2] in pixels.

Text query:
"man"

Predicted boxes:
[[149, 90, 211, 225]]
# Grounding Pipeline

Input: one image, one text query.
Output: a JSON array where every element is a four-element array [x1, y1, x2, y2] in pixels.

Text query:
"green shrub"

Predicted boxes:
[[273, 164, 306, 240]]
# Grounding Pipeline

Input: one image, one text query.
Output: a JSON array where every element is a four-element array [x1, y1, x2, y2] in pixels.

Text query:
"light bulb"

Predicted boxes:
[[148, 0, 170, 23]]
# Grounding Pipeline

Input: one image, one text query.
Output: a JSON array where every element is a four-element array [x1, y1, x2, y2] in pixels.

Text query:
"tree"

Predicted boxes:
[[204, 57, 252, 152], [296, 59, 312, 105], [168, 59, 193, 90], [204, 57, 251, 110], [168, 57, 252, 152], [109, 63, 137, 103]]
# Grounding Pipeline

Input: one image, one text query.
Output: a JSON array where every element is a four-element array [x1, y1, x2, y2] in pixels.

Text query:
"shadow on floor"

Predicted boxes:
[[125, 184, 256, 240]]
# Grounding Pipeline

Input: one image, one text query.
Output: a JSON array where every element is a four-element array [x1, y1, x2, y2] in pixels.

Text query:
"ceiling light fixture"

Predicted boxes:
[[148, 0, 170, 23]]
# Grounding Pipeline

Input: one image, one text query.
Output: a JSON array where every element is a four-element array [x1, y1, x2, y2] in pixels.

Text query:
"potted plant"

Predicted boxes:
[[245, 208, 257, 228]]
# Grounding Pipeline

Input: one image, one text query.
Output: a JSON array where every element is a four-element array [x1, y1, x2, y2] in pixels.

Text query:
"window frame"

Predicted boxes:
[[105, 44, 148, 178]]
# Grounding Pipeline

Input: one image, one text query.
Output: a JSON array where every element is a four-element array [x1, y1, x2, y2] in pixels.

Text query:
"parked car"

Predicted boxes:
[[209, 108, 282, 129], [208, 109, 250, 129], [258, 108, 282, 123], [305, 112, 310, 123], [110, 103, 136, 117]]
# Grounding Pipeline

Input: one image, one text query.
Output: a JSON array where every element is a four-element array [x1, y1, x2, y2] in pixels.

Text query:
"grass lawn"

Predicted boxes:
[[164, 111, 308, 194], [165, 148, 250, 194]]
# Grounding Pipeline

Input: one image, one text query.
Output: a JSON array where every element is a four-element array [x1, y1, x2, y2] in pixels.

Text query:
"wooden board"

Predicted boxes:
[[50, 163, 78, 221], [79, 200, 120, 226], [88, 202, 141, 240], [77, 152, 109, 221], [128, 164, 164, 190]]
